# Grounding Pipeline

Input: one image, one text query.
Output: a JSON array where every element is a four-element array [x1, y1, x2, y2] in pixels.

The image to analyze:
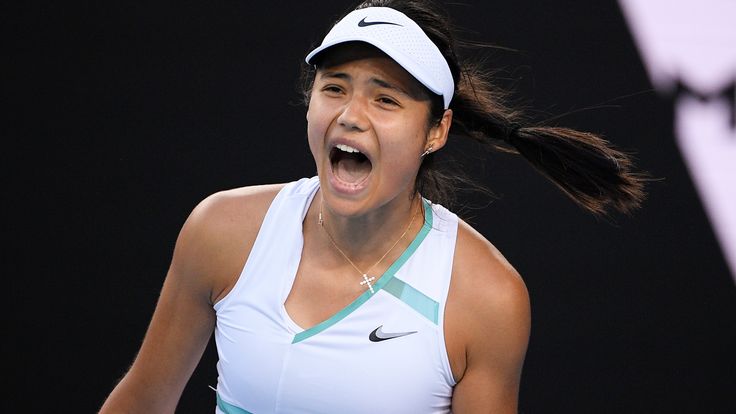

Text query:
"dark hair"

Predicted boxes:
[[301, 0, 647, 216]]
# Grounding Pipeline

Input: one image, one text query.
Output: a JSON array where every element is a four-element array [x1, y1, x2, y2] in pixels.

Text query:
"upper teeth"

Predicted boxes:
[[336, 144, 360, 153]]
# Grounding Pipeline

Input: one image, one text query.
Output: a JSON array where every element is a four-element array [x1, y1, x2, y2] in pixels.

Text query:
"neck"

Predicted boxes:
[[316, 192, 423, 265]]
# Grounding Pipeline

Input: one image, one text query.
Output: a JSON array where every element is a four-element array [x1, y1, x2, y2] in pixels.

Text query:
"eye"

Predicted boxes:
[[377, 96, 400, 107], [321, 85, 344, 95]]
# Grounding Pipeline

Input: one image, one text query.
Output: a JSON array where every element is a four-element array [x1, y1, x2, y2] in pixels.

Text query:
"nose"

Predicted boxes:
[[337, 95, 369, 132]]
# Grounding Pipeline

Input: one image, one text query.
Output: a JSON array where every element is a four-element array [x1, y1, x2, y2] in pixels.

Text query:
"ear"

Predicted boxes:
[[425, 109, 453, 152]]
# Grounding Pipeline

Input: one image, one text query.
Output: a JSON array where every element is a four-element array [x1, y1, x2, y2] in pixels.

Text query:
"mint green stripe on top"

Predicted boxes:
[[217, 392, 253, 414], [292, 199, 434, 344], [383, 277, 439, 324]]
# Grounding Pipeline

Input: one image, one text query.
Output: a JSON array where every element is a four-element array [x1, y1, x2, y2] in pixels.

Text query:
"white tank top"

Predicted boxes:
[[213, 177, 458, 413]]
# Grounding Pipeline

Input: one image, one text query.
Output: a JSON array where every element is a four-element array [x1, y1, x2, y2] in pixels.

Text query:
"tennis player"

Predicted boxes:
[[100, 1, 645, 412]]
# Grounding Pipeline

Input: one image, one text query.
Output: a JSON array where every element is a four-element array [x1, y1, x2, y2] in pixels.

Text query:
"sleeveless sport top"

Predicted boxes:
[[213, 177, 458, 413]]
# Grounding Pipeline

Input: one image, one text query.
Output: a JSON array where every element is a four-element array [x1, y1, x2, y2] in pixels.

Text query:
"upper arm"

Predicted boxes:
[[448, 223, 531, 414], [99, 184, 283, 413]]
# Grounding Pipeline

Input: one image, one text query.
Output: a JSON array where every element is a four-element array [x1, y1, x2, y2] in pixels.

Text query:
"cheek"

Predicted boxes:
[[306, 103, 329, 162], [380, 127, 425, 173], [387, 116, 428, 155]]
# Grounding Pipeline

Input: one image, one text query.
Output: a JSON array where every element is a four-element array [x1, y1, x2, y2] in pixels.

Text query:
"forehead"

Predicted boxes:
[[314, 42, 431, 99]]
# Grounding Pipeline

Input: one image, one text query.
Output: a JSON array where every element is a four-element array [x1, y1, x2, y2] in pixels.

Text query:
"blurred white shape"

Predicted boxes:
[[619, 0, 736, 94], [676, 97, 736, 278], [619, 0, 736, 281]]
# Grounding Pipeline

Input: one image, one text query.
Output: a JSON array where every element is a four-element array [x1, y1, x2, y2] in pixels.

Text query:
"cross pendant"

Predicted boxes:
[[360, 273, 376, 293]]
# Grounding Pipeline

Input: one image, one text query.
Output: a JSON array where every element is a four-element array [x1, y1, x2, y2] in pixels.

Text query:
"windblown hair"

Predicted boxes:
[[302, 0, 647, 216]]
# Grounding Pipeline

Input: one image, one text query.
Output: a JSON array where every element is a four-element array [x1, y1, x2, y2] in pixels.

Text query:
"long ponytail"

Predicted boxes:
[[447, 62, 646, 216]]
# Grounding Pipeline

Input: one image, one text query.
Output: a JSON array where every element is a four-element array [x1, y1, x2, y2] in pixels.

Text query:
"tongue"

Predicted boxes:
[[334, 156, 371, 183]]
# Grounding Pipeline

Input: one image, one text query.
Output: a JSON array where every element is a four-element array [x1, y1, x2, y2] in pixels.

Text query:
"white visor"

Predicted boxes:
[[305, 7, 455, 109]]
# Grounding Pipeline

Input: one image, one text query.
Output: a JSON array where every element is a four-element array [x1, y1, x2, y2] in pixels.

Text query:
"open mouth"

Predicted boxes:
[[330, 143, 373, 184]]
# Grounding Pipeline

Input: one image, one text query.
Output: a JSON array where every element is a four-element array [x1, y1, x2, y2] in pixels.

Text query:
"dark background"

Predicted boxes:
[[7, 1, 735, 412]]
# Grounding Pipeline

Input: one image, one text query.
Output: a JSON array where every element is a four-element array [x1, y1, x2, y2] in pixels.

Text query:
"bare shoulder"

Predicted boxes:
[[450, 219, 530, 321], [445, 219, 531, 391], [172, 183, 286, 303], [186, 183, 285, 234]]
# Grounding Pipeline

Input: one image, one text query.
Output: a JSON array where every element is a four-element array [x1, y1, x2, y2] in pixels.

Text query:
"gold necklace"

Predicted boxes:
[[318, 199, 421, 294]]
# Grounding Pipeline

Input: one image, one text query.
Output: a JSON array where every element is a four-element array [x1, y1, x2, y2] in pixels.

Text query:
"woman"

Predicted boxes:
[[100, 1, 645, 413]]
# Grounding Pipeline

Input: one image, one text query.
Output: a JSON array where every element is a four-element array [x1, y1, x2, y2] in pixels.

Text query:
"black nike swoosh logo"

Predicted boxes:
[[358, 17, 403, 28], [369, 325, 418, 342]]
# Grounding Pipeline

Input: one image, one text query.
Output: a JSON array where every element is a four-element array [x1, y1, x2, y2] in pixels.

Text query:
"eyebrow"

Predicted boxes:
[[371, 78, 410, 97], [320, 71, 350, 81], [318, 71, 411, 98]]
